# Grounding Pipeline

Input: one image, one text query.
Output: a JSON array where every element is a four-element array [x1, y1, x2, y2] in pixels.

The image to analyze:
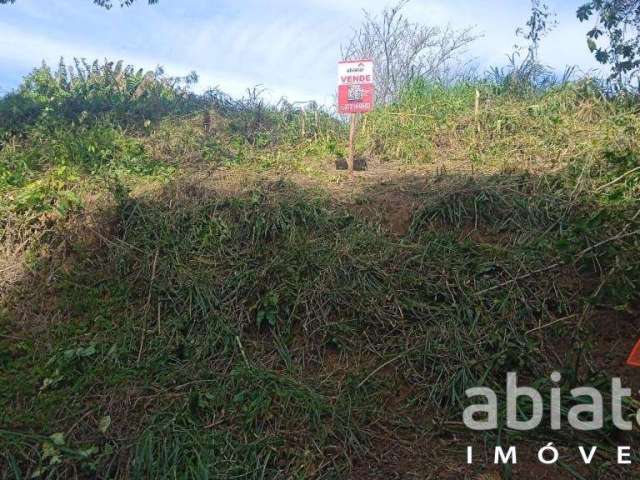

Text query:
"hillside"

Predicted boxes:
[[1, 61, 640, 479]]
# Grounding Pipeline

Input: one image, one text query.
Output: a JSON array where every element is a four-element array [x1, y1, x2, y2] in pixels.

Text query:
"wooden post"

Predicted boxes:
[[314, 110, 319, 140], [347, 113, 357, 178], [473, 89, 481, 175], [203, 110, 211, 135], [474, 89, 480, 133]]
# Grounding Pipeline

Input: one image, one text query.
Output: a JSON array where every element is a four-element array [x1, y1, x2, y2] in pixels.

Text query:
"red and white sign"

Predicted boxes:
[[338, 59, 374, 114]]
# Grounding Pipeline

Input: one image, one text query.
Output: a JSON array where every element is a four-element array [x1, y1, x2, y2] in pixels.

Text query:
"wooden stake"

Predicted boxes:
[[314, 110, 319, 140], [347, 113, 357, 178], [474, 89, 480, 133]]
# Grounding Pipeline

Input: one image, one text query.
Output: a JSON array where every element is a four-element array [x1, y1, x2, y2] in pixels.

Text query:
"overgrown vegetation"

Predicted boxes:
[[1, 39, 639, 480]]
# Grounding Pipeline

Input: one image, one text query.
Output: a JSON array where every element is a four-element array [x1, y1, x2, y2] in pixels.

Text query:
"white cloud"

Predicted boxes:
[[0, 0, 604, 104], [0, 19, 326, 102]]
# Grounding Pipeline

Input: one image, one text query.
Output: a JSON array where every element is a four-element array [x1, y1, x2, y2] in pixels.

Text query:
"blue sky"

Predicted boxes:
[[0, 0, 601, 104]]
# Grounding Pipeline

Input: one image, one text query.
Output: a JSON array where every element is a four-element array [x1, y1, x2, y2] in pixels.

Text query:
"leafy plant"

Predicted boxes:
[[578, 0, 640, 90]]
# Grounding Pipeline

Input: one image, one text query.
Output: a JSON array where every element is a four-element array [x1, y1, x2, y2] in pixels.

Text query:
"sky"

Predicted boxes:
[[0, 0, 602, 105]]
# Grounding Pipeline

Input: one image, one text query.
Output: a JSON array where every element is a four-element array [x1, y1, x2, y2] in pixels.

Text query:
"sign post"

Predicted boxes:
[[338, 59, 374, 177], [347, 114, 357, 176]]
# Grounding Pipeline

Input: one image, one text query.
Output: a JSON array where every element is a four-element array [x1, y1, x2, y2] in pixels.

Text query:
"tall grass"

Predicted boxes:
[[363, 76, 640, 183]]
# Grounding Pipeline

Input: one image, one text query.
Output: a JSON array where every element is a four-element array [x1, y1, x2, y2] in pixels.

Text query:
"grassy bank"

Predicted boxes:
[[1, 62, 639, 479]]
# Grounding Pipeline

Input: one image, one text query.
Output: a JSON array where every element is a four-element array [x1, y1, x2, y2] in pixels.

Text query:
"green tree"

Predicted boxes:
[[0, 0, 158, 7], [517, 0, 557, 62], [577, 0, 640, 89]]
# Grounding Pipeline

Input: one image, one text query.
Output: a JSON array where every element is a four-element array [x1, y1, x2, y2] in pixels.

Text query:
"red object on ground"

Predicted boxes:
[[627, 338, 640, 366]]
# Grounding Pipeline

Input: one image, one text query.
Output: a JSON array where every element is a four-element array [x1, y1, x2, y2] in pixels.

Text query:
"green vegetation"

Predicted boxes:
[[1, 59, 639, 479], [578, 0, 640, 88]]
